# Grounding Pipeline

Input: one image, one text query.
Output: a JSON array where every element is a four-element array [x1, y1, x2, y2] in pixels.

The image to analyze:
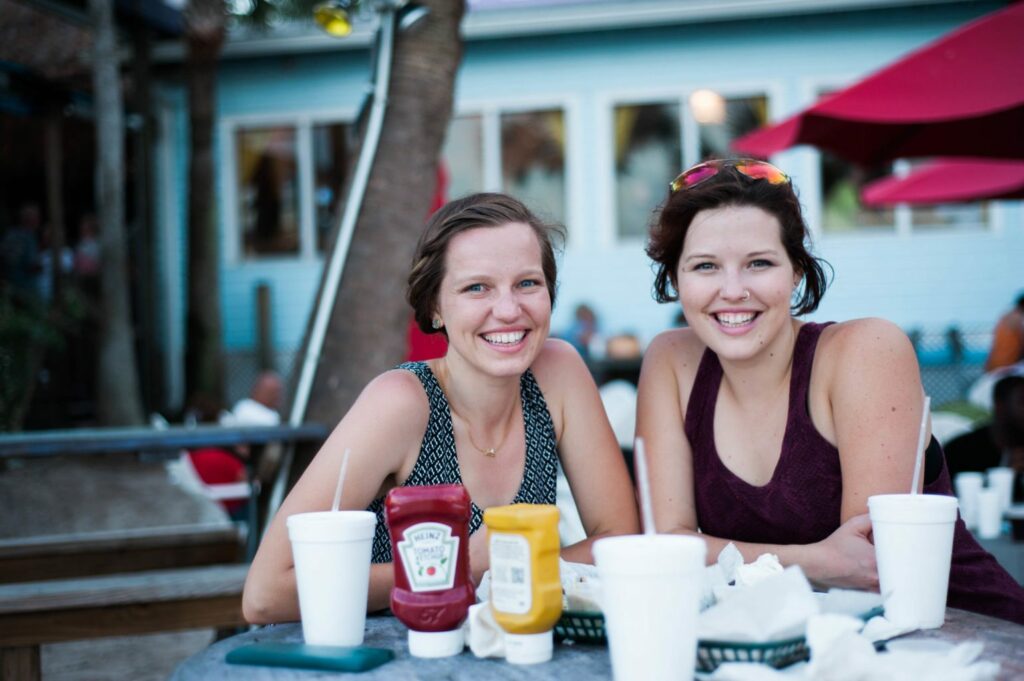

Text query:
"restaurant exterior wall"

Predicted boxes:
[[152, 1, 1020, 406]]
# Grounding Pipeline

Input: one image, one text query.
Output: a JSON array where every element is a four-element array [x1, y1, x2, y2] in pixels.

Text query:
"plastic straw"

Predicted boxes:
[[910, 396, 931, 494], [634, 437, 656, 535], [331, 448, 351, 512]]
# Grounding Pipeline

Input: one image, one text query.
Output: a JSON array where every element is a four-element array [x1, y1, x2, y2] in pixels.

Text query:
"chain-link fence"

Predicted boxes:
[[910, 325, 991, 410]]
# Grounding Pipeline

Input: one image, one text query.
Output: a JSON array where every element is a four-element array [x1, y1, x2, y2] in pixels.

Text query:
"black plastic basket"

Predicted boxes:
[[556, 606, 882, 672], [554, 610, 605, 644], [695, 636, 808, 672]]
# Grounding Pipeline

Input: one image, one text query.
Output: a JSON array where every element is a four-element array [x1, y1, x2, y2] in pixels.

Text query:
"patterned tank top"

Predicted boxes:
[[366, 361, 559, 563]]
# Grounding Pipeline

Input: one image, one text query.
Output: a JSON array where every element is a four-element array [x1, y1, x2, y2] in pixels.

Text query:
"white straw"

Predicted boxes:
[[634, 437, 656, 535], [910, 396, 931, 494], [331, 448, 351, 512]]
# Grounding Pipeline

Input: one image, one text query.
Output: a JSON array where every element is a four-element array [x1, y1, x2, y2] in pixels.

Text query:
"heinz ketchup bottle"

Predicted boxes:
[[386, 483, 475, 657]]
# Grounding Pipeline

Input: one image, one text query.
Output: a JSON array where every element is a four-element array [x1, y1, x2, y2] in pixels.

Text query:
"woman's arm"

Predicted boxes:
[[636, 329, 879, 590], [242, 370, 428, 623], [533, 339, 640, 562], [823, 318, 930, 515], [636, 330, 703, 537]]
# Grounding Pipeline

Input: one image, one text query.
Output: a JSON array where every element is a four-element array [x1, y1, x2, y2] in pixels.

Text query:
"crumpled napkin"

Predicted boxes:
[[466, 601, 504, 658], [698, 565, 819, 642], [708, 613, 1000, 681], [468, 559, 600, 659], [706, 544, 786, 606]]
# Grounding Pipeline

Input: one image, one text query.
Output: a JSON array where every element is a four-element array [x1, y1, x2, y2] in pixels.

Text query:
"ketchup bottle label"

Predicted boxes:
[[396, 522, 461, 592], [490, 532, 532, 614]]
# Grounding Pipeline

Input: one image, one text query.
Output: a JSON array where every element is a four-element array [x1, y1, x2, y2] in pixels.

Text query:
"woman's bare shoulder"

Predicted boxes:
[[530, 338, 592, 390], [816, 318, 918, 391], [819, 318, 913, 358], [350, 367, 431, 433], [644, 327, 706, 373]]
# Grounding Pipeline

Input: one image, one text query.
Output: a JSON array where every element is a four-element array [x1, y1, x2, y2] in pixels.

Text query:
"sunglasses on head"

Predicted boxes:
[[669, 158, 790, 194]]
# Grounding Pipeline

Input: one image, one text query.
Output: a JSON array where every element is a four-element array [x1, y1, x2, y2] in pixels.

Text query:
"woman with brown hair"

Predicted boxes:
[[243, 193, 638, 622], [637, 159, 1024, 624]]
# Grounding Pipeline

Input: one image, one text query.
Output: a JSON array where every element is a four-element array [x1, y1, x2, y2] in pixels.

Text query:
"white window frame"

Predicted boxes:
[[598, 80, 783, 248], [219, 107, 355, 266], [448, 94, 581, 244]]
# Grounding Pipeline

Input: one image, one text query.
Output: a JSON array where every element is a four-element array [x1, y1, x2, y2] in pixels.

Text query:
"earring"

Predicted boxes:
[[431, 317, 443, 330], [741, 290, 751, 301]]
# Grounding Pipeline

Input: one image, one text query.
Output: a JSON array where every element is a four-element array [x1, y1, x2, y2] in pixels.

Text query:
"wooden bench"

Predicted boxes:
[[0, 425, 328, 678], [0, 563, 249, 680], [0, 524, 244, 584]]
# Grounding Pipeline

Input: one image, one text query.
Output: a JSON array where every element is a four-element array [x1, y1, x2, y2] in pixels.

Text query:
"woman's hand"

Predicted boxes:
[[809, 514, 878, 591]]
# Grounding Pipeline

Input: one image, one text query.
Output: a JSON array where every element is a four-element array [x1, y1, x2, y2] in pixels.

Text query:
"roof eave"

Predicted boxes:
[[151, 0, 974, 63]]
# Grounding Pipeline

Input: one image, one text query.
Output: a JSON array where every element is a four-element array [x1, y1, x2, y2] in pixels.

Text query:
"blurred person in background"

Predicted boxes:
[[38, 224, 73, 303], [985, 294, 1024, 373], [945, 375, 1024, 502], [73, 213, 101, 299], [1, 203, 42, 298], [564, 302, 600, 360], [182, 393, 248, 519], [221, 371, 285, 486], [224, 370, 283, 427]]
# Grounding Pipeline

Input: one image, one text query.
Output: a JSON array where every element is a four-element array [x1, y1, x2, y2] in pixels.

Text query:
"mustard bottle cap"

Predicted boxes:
[[504, 630, 553, 665]]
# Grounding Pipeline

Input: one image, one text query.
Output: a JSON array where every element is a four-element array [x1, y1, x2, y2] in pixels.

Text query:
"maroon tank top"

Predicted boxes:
[[686, 322, 1024, 624]]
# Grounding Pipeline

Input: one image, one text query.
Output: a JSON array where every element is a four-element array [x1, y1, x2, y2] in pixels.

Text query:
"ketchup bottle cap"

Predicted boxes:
[[408, 628, 465, 658]]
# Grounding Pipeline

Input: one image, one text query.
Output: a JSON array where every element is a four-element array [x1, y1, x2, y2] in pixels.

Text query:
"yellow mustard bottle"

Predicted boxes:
[[483, 503, 562, 664]]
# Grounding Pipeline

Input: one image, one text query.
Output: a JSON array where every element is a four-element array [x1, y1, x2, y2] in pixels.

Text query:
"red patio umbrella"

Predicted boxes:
[[732, 3, 1024, 165], [861, 158, 1024, 206]]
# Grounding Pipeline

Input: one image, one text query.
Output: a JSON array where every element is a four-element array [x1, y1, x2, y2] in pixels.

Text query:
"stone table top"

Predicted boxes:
[[170, 607, 1024, 680]]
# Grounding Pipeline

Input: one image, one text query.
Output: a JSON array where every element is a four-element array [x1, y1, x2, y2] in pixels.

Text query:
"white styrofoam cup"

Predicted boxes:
[[868, 494, 958, 630], [287, 510, 376, 646], [594, 534, 706, 681]]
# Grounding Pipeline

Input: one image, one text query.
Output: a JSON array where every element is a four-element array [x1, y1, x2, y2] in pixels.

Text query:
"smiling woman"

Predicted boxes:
[[242, 193, 638, 623], [637, 159, 1024, 625]]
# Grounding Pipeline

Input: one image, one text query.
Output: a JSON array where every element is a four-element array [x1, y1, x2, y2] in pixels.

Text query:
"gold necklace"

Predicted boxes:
[[450, 402, 517, 458]]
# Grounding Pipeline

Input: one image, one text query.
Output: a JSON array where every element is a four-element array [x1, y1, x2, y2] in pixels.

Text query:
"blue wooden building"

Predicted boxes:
[[151, 0, 1022, 407]]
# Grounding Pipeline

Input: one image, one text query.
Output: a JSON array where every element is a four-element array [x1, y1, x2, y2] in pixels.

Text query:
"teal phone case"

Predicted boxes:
[[225, 642, 394, 672]]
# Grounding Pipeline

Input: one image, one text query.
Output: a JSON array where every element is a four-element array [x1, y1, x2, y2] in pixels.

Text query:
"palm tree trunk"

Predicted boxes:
[[295, 0, 464, 467], [89, 0, 145, 425], [184, 0, 227, 408]]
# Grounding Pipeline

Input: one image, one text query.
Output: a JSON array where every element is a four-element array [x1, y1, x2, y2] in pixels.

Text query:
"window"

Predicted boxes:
[[696, 94, 768, 161], [442, 114, 484, 201], [312, 123, 353, 252], [904, 160, 988, 231], [236, 126, 300, 256], [912, 201, 989, 229], [821, 151, 895, 233], [610, 91, 770, 239], [613, 103, 680, 239], [501, 109, 566, 225], [228, 116, 353, 261], [442, 105, 567, 228]]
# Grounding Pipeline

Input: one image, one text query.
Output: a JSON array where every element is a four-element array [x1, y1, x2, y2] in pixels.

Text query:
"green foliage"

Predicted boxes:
[[0, 287, 87, 431], [933, 400, 990, 425]]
